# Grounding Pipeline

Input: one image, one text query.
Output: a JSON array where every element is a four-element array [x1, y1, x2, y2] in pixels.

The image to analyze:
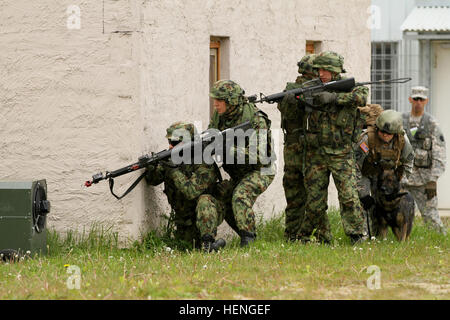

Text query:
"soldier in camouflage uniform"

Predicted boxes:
[[296, 51, 369, 244], [209, 80, 275, 247], [355, 110, 414, 236], [277, 54, 319, 241], [401, 86, 447, 234], [145, 122, 228, 252]]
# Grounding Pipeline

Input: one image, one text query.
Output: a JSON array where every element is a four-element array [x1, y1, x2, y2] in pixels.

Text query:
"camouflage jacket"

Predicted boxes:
[[354, 130, 414, 198], [209, 102, 274, 180], [402, 112, 446, 186], [277, 74, 317, 139], [145, 163, 218, 226], [302, 75, 369, 155]]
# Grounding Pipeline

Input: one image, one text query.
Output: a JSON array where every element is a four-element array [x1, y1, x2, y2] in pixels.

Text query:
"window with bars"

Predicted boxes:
[[209, 41, 221, 117], [370, 42, 398, 110]]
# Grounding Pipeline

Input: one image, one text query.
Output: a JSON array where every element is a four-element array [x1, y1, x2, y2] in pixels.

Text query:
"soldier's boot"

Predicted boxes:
[[285, 231, 298, 242], [349, 234, 368, 245], [239, 230, 256, 247], [201, 234, 226, 253]]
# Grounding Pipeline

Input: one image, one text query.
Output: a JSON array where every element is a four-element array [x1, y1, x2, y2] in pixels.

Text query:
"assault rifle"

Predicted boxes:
[[247, 77, 411, 104], [85, 121, 252, 199]]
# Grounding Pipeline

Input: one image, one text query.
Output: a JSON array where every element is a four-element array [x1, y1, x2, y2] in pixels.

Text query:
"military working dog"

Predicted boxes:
[[374, 169, 415, 241]]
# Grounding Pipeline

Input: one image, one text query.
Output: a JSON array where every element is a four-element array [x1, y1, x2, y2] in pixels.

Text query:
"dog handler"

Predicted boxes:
[[354, 110, 414, 237]]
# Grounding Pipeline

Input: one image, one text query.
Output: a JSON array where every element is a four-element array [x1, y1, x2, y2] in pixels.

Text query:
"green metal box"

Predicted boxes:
[[0, 180, 50, 260]]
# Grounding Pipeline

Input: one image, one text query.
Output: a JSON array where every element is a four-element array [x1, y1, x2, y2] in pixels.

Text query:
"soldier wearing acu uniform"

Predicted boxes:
[[296, 51, 369, 244], [209, 80, 275, 247], [145, 122, 228, 252], [355, 110, 414, 236], [402, 86, 447, 234], [277, 54, 319, 241]]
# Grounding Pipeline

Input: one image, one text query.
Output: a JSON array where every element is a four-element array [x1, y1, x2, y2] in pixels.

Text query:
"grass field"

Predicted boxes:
[[0, 209, 448, 300]]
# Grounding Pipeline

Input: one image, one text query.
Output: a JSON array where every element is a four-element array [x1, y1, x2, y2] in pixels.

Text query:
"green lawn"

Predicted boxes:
[[0, 209, 448, 300]]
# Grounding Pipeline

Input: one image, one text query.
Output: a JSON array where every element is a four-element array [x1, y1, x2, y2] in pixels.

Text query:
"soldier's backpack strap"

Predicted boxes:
[[209, 110, 220, 129], [367, 126, 378, 159], [255, 110, 271, 128], [212, 162, 223, 183], [402, 112, 413, 142], [394, 132, 406, 168], [420, 112, 432, 137]]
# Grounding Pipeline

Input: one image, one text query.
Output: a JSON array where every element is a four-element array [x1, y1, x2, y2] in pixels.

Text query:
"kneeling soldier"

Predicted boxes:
[[145, 121, 228, 252]]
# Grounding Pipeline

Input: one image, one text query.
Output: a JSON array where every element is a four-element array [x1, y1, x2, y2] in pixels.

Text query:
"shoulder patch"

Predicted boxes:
[[359, 141, 369, 153], [440, 135, 445, 142]]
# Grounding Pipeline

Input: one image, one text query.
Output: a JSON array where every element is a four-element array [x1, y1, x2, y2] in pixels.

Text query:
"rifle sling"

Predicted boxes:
[[108, 172, 146, 200]]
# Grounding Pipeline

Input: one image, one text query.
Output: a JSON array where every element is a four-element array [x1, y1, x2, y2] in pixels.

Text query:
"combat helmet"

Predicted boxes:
[[375, 110, 403, 134], [209, 80, 245, 106], [165, 121, 197, 143], [313, 51, 346, 74], [297, 54, 317, 75]]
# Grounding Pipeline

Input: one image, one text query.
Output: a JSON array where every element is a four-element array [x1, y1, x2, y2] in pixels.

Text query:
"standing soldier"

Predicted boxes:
[[277, 54, 318, 241], [145, 121, 228, 252], [402, 86, 447, 234], [209, 80, 275, 247], [296, 51, 369, 244], [355, 110, 414, 236]]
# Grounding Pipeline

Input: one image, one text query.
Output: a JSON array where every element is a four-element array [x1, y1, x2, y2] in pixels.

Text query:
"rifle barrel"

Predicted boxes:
[[356, 77, 411, 86]]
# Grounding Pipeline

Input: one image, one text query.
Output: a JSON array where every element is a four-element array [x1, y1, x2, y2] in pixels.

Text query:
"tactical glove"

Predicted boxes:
[[159, 159, 178, 169], [312, 91, 337, 105], [159, 159, 180, 180], [146, 164, 156, 173], [425, 181, 437, 200], [359, 195, 375, 211]]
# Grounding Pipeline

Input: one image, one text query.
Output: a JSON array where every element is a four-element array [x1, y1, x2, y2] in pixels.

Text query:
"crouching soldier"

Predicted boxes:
[[145, 121, 228, 252], [209, 80, 275, 247], [355, 110, 414, 236]]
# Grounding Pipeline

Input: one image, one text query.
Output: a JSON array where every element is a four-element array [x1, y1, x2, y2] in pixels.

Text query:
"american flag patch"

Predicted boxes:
[[359, 142, 369, 153]]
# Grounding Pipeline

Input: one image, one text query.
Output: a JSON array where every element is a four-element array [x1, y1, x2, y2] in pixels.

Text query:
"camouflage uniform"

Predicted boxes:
[[401, 87, 447, 234], [354, 110, 415, 235], [145, 122, 227, 249], [209, 80, 275, 246], [277, 54, 318, 241], [297, 51, 369, 244]]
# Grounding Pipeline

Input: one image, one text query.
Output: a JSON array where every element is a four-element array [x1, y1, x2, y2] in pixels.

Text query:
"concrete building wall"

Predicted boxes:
[[0, 0, 371, 243]]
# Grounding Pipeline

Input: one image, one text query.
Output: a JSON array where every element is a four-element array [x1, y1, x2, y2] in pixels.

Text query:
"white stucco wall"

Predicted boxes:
[[0, 0, 371, 243]]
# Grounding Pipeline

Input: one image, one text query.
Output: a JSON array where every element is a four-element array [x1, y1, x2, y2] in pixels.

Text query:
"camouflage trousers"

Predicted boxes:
[[403, 185, 447, 234], [299, 151, 367, 242], [231, 170, 274, 233], [195, 194, 239, 237], [282, 140, 306, 240]]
